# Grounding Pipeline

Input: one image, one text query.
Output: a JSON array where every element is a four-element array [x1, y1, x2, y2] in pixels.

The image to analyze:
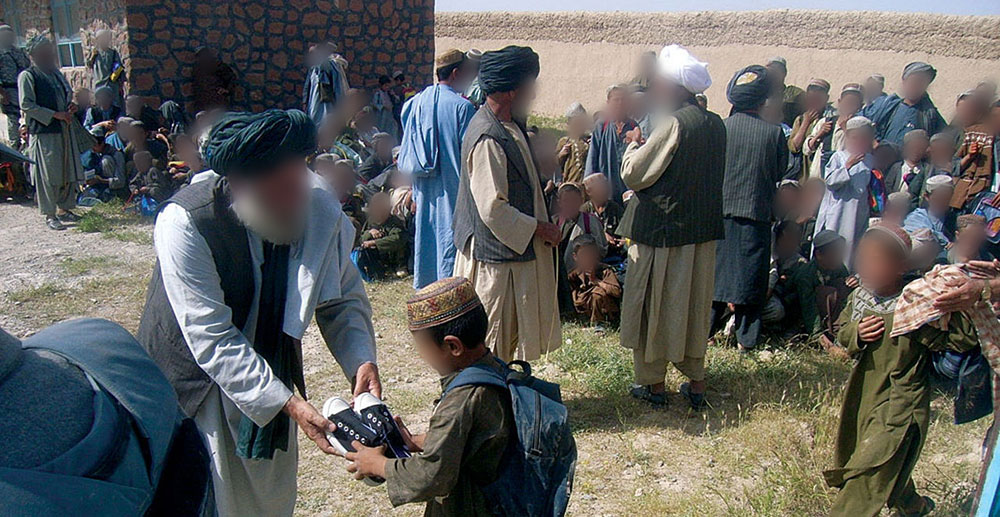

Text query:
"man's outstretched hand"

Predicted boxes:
[[283, 394, 337, 455], [353, 361, 382, 400]]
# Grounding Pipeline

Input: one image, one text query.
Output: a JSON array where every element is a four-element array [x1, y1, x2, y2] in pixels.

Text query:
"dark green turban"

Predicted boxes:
[[727, 65, 771, 113], [479, 45, 540, 95], [204, 109, 316, 177]]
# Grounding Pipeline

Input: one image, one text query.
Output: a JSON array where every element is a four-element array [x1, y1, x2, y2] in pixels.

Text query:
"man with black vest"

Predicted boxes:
[[617, 45, 725, 410], [18, 35, 89, 230], [452, 45, 562, 362], [138, 109, 380, 516]]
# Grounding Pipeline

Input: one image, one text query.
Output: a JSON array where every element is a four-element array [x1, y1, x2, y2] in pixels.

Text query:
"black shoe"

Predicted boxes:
[[680, 382, 708, 411], [57, 210, 81, 223], [629, 384, 667, 407], [46, 216, 66, 231], [355, 392, 410, 458]]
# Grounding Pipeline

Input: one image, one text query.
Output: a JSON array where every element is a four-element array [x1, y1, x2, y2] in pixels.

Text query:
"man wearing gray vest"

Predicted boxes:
[[452, 45, 562, 362], [137, 110, 380, 516], [617, 45, 725, 411]]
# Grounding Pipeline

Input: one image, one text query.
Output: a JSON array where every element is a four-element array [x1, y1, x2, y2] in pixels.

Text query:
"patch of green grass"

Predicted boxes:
[[59, 255, 122, 276], [527, 113, 566, 132], [550, 322, 631, 396], [75, 199, 152, 244], [8, 282, 66, 304]]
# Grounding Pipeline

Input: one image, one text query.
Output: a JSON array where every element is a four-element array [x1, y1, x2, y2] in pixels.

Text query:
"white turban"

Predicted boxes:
[[656, 44, 711, 94]]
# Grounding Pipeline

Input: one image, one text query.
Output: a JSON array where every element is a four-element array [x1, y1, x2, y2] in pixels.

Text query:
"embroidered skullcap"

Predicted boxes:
[[465, 48, 483, 62], [902, 62, 937, 82], [565, 102, 587, 119], [204, 109, 317, 177], [867, 223, 912, 257], [957, 214, 987, 230], [435, 48, 466, 69], [765, 56, 787, 72], [407, 277, 483, 331], [726, 65, 770, 111], [813, 229, 845, 250], [924, 174, 954, 193], [478, 45, 540, 96], [845, 115, 874, 132], [841, 83, 862, 95], [807, 78, 831, 93], [656, 44, 711, 94]]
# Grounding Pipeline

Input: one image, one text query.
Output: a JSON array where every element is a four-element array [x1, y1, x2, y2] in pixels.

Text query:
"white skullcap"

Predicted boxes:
[[925, 174, 954, 193], [845, 115, 874, 132], [564, 102, 586, 119], [657, 44, 711, 94]]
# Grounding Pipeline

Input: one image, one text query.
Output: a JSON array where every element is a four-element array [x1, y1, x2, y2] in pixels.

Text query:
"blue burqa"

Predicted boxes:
[[398, 84, 476, 289]]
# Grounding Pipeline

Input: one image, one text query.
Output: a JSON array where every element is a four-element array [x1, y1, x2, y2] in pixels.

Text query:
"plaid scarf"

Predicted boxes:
[[891, 264, 1000, 408]]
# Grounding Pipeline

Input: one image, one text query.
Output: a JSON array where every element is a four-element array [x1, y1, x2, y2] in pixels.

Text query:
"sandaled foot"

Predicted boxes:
[[630, 384, 667, 407], [46, 216, 66, 231], [680, 382, 708, 411], [57, 210, 81, 223]]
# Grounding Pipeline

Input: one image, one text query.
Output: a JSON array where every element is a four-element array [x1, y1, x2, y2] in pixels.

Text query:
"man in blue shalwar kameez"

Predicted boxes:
[[585, 84, 638, 202], [398, 49, 476, 289], [862, 62, 946, 147]]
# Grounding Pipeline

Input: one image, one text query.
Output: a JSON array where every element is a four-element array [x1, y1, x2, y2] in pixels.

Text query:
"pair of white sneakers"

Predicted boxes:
[[322, 392, 411, 485]]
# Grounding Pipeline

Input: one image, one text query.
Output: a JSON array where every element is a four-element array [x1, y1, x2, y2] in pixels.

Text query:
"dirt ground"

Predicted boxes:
[[0, 200, 990, 516]]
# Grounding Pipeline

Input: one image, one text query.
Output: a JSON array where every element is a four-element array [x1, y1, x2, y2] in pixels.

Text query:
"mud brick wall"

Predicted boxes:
[[125, 0, 435, 112]]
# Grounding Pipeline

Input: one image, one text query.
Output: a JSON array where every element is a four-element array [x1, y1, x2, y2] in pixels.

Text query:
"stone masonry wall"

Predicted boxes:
[[125, 0, 435, 112]]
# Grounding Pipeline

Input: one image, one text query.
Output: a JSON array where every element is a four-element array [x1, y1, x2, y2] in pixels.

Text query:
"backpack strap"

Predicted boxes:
[[443, 360, 509, 396]]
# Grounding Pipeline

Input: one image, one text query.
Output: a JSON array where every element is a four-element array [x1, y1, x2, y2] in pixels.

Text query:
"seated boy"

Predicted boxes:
[[581, 173, 624, 260], [351, 192, 408, 282], [567, 234, 621, 324], [555, 182, 606, 271], [81, 126, 129, 201], [128, 150, 173, 204], [315, 154, 365, 228], [345, 277, 512, 516], [762, 220, 807, 327], [824, 224, 978, 516], [789, 229, 852, 340], [949, 214, 993, 264]]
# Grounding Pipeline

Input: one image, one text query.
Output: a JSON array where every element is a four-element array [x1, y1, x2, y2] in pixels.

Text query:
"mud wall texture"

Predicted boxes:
[[436, 11, 1000, 118]]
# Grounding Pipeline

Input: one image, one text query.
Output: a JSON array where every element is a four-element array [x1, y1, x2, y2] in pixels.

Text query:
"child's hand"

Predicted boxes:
[[846, 153, 865, 169], [392, 416, 425, 452], [857, 315, 885, 342], [345, 442, 388, 480], [845, 275, 859, 289]]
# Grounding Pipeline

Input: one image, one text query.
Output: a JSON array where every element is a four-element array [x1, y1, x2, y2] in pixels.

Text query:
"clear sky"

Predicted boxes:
[[435, 1, 1000, 16]]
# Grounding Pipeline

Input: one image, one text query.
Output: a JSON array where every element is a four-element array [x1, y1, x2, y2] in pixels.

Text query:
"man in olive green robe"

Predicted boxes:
[[825, 287, 979, 516]]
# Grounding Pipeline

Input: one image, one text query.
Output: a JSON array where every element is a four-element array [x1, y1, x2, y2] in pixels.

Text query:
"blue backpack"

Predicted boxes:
[[444, 358, 576, 517]]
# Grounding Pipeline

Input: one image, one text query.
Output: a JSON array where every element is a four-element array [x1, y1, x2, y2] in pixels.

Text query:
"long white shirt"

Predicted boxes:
[[153, 173, 376, 427], [814, 150, 874, 268]]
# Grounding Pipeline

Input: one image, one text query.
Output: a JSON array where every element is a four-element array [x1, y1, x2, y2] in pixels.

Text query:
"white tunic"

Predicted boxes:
[[153, 173, 377, 516]]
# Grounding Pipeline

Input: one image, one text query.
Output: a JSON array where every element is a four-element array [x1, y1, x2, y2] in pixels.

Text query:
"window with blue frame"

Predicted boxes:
[[50, 0, 83, 67]]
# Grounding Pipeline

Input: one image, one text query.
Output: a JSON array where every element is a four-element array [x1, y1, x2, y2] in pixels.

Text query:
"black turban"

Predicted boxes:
[[478, 45, 540, 95], [204, 109, 316, 177], [726, 65, 772, 113]]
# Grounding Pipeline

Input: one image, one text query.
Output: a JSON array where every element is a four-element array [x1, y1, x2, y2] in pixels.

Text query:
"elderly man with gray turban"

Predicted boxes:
[[862, 61, 947, 146], [616, 44, 725, 410], [137, 109, 380, 516]]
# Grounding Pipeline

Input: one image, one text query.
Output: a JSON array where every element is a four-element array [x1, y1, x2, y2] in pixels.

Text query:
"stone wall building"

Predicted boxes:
[[1, 0, 434, 112]]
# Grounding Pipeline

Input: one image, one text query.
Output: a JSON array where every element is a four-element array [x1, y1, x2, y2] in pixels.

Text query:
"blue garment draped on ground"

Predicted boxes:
[[397, 83, 476, 289]]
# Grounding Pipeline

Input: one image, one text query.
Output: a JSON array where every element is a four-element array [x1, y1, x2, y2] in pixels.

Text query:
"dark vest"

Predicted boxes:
[[136, 177, 256, 417], [617, 103, 727, 248], [453, 106, 538, 263], [24, 66, 65, 135]]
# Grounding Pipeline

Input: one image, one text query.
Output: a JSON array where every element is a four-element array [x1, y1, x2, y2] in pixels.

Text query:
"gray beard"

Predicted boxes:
[[231, 191, 309, 246]]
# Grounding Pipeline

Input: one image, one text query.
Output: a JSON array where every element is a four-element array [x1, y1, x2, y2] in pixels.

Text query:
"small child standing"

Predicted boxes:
[[824, 224, 979, 517], [581, 173, 625, 260], [567, 234, 622, 324], [345, 277, 512, 515], [352, 192, 407, 282], [814, 116, 877, 268], [556, 102, 590, 185]]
